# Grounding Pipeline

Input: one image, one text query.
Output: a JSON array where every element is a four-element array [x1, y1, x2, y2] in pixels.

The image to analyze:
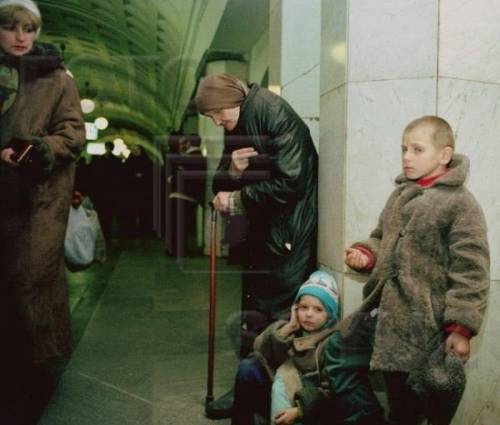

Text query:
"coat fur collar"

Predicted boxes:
[[395, 153, 469, 188], [292, 327, 336, 352], [0, 42, 64, 80]]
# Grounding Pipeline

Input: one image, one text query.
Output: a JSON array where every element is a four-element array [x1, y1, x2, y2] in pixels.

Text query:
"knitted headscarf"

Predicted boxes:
[[0, 0, 41, 36], [294, 270, 340, 327], [195, 73, 247, 114]]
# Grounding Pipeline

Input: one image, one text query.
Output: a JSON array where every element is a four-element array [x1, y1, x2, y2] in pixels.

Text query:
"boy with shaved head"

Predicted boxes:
[[322, 116, 490, 425]]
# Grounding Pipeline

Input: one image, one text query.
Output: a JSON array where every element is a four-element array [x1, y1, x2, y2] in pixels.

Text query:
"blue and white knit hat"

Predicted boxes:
[[294, 270, 340, 325]]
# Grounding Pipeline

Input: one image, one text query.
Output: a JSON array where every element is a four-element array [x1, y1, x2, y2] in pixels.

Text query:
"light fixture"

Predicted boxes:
[[94, 117, 108, 130], [112, 138, 131, 158], [80, 81, 95, 114], [86, 142, 105, 155], [331, 42, 347, 65], [81, 98, 95, 114], [84, 122, 98, 140], [112, 138, 124, 155]]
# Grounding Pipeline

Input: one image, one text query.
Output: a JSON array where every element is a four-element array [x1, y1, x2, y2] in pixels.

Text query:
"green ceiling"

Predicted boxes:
[[37, 0, 268, 146]]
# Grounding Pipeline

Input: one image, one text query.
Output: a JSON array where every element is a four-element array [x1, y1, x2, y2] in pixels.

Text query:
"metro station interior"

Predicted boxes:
[[1, 1, 499, 424]]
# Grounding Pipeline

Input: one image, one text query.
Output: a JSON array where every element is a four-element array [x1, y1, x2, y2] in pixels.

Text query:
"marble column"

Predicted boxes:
[[269, 0, 321, 149], [319, 0, 500, 422]]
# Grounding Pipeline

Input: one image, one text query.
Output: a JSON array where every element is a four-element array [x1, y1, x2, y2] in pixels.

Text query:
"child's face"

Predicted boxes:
[[401, 124, 451, 180], [297, 295, 328, 332]]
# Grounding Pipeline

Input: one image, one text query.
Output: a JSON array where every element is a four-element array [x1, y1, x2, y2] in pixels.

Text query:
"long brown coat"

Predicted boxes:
[[253, 320, 335, 380], [0, 43, 85, 364], [340, 154, 490, 373]]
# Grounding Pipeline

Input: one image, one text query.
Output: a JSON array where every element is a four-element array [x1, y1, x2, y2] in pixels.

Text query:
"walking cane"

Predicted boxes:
[[205, 202, 218, 406]]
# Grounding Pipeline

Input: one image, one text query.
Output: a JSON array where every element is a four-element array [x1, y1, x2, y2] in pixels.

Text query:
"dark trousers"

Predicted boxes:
[[325, 331, 386, 425], [326, 310, 423, 425], [384, 372, 422, 425], [0, 357, 65, 425], [231, 357, 271, 425], [239, 310, 274, 358], [0, 296, 65, 425]]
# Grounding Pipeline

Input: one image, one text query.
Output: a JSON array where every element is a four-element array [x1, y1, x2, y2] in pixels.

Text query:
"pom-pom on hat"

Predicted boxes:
[[294, 270, 340, 326]]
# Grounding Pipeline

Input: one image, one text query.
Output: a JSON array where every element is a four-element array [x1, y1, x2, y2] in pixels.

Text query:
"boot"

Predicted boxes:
[[205, 388, 234, 419]]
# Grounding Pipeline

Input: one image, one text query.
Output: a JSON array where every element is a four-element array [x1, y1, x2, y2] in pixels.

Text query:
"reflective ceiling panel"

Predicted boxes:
[[38, 0, 230, 138]]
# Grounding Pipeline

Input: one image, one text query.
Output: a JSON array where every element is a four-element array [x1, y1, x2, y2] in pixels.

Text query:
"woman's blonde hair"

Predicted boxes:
[[0, 5, 41, 33]]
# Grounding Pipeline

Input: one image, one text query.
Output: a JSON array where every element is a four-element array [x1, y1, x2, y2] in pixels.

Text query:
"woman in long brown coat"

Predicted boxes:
[[0, 1, 85, 422]]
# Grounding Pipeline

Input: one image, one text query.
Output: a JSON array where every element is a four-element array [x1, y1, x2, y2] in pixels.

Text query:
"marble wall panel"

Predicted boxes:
[[453, 281, 500, 424], [344, 78, 436, 245], [268, 0, 282, 88], [341, 274, 366, 317], [440, 0, 500, 84], [348, 0, 438, 82], [281, 64, 320, 119], [438, 78, 500, 280], [280, 0, 321, 86], [321, 0, 348, 94], [306, 119, 320, 152], [249, 30, 269, 85], [318, 86, 347, 272]]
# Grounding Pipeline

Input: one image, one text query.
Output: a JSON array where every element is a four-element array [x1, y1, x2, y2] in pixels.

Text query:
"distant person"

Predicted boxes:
[[326, 116, 490, 425], [123, 144, 152, 237], [74, 155, 92, 197], [177, 134, 206, 205], [195, 73, 318, 418], [0, 0, 85, 422], [168, 134, 207, 255], [91, 141, 122, 237]]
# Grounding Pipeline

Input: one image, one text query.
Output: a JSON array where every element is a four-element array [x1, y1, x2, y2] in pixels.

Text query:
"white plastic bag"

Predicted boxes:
[[87, 209, 106, 263], [64, 205, 97, 268]]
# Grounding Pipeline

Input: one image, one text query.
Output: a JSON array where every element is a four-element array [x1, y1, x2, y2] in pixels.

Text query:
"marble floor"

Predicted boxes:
[[39, 239, 241, 425]]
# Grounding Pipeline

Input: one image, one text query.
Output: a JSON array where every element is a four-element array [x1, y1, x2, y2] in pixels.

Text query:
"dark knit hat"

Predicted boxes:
[[407, 334, 466, 425], [195, 73, 247, 114]]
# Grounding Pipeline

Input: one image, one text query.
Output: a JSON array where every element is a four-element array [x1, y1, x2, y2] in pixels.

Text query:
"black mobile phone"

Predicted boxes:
[[14, 144, 33, 164]]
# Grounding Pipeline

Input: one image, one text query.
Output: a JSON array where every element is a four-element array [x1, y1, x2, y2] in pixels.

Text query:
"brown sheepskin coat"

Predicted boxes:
[[253, 320, 335, 420], [253, 320, 335, 381], [0, 43, 85, 364], [340, 154, 490, 373]]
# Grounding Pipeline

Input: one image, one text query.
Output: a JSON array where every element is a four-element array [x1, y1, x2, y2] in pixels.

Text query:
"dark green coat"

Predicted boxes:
[[0, 43, 85, 363], [213, 84, 318, 318]]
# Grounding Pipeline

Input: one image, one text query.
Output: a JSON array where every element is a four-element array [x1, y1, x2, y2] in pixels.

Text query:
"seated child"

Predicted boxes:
[[322, 115, 490, 425], [231, 270, 339, 425]]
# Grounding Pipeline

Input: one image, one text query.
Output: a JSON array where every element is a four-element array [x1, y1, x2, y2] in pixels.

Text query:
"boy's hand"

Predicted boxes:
[[0, 148, 19, 167], [445, 332, 470, 363], [274, 407, 299, 425], [345, 248, 369, 270]]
